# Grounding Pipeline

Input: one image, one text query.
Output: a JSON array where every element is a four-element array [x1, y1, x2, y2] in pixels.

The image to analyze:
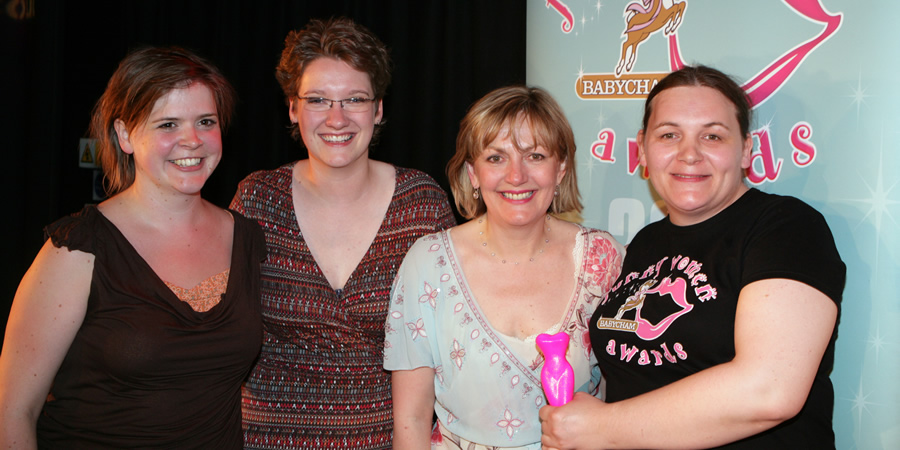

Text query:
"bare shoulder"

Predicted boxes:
[[6, 238, 93, 355], [446, 220, 480, 258], [17, 239, 95, 318], [549, 216, 583, 246], [0, 239, 92, 428], [29, 239, 96, 287], [205, 200, 235, 227], [95, 195, 128, 225], [370, 159, 397, 188]]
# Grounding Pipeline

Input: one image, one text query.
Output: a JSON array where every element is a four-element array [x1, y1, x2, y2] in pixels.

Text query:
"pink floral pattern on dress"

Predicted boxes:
[[496, 408, 524, 438], [585, 235, 623, 301], [419, 281, 439, 308], [450, 339, 466, 369], [431, 423, 443, 445], [407, 318, 427, 340], [565, 305, 595, 359], [384, 228, 625, 447]]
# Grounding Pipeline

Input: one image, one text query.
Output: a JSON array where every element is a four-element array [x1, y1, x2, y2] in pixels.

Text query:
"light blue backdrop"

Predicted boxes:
[[526, 1, 898, 448]]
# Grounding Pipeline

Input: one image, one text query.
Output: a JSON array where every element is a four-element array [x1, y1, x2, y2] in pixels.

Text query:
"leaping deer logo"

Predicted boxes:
[[616, 0, 687, 76]]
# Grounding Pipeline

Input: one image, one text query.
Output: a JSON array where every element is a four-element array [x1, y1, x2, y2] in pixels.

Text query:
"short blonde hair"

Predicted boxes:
[[446, 85, 582, 220]]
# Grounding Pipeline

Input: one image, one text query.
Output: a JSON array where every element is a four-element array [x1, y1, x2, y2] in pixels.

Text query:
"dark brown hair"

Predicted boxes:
[[642, 65, 752, 137]]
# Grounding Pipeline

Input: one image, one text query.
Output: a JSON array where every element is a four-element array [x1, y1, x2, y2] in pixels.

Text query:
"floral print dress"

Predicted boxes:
[[384, 226, 624, 449]]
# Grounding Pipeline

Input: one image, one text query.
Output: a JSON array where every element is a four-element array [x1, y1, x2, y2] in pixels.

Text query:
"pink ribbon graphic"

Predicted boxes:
[[546, 0, 574, 33], [668, 0, 842, 107]]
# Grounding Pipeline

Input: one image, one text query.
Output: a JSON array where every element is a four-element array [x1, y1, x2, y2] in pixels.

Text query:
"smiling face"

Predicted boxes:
[[114, 82, 221, 197], [466, 118, 566, 227], [638, 85, 753, 226], [289, 57, 383, 170]]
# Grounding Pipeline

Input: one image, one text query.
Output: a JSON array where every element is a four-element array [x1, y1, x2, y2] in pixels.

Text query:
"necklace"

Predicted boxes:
[[478, 215, 551, 265]]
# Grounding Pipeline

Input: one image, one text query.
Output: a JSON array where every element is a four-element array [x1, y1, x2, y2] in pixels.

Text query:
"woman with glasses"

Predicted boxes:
[[231, 17, 456, 450], [384, 85, 624, 449]]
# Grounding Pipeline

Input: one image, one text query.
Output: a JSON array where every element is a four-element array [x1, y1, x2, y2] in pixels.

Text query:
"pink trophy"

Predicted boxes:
[[536, 332, 574, 406]]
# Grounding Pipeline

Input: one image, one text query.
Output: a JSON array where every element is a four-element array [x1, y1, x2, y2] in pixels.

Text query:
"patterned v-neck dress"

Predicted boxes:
[[231, 163, 456, 449]]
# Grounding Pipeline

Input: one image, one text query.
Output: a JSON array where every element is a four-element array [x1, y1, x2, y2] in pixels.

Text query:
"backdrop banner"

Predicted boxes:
[[527, 1, 898, 448]]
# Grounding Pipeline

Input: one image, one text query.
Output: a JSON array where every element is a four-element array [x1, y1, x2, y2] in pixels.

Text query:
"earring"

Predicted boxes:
[[473, 188, 480, 199], [554, 185, 560, 197]]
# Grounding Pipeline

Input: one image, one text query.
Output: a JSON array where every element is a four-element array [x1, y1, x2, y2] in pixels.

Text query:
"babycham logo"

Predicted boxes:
[[583, 0, 841, 185], [616, 0, 687, 77], [597, 277, 697, 341], [576, 0, 686, 101], [577, 72, 667, 100]]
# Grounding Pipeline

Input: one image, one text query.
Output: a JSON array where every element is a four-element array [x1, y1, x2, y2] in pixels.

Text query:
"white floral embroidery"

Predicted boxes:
[[496, 408, 524, 438], [419, 282, 439, 308], [450, 339, 466, 369], [406, 318, 426, 340]]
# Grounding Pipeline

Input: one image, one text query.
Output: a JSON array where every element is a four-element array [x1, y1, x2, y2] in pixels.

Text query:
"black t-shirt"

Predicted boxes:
[[589, 188, 845, 449]]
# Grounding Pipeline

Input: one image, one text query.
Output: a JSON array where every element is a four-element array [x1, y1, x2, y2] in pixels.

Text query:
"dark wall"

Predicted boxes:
[[1, 1, 526, 343]]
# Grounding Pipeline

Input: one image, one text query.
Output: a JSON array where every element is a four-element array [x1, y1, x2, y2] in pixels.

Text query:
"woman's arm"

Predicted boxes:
[[391, 366, 436, 450], [0, 241, 93, 449], [540, 278, 837, 449]]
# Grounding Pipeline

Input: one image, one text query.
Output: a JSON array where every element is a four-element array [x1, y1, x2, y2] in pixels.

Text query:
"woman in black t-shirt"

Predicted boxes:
[[539, 65, 844, 449]]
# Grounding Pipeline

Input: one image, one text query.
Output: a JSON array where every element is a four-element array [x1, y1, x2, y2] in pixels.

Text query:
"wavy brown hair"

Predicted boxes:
[[91, 46, 235, 196]]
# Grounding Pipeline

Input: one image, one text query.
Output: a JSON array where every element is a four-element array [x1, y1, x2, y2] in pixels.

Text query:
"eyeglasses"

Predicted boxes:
[[295, 96, 376, 113]]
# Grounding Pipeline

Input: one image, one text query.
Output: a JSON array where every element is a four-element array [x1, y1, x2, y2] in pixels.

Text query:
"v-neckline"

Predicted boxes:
[[92, 206, 236, 314], [440, 227, 587, 382], [287, 163, 398, 296]]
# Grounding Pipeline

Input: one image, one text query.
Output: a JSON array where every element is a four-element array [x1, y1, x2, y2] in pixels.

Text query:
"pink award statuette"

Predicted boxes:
[[536, 331, 574, 406]]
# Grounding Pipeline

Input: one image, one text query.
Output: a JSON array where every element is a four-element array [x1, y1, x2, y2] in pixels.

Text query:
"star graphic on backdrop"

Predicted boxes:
[[848, 379, 876, 432], [595, 0, 603, 17], [596, 110, 607, 128], [578, 142, 601, 230], [749, 116, 775, 173], [866, 324, 887, 367], [755, 115, 775, 135], [847, 70, 870, 126], [581, 9, 588, 32], [836, 125, 899, 275], [579, 150, 598, 194], [579, 104, 608, 218], [576, 60, 585, 81]]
